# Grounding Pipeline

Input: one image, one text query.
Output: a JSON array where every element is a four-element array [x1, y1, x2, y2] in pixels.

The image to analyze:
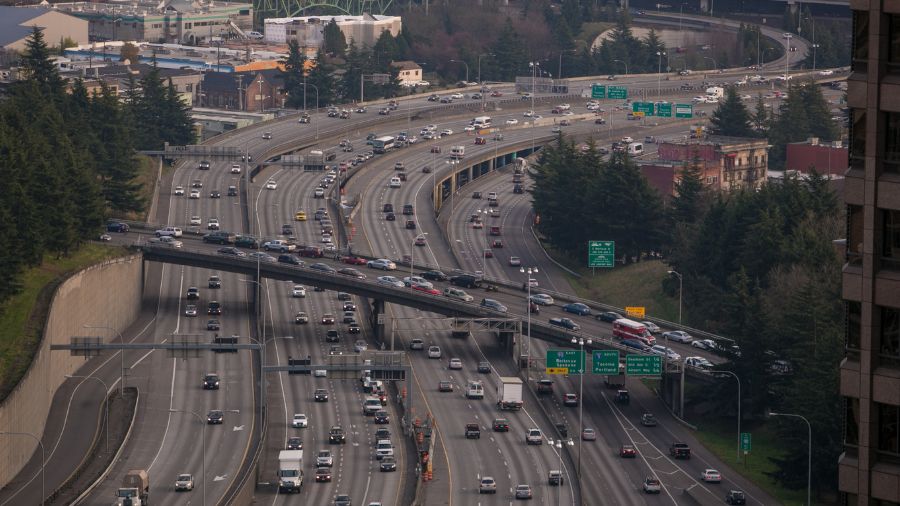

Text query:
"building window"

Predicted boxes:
[[877, 402, 900, 455], [845, 397, 860, 447], [880, 306, 900, 364], [847, 300, 861, 355], [848, 109, 865, 171], [886, 112, 900, 173], [890, 15, 900, 73], [848, 205, 863, 266], [852, 10, 869, 73], [884, 210, 900, 270], [185, 23, 192, 29]]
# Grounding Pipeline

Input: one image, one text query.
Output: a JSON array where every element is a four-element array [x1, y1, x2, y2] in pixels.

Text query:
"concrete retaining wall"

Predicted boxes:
[[0, 255, 143, 487]]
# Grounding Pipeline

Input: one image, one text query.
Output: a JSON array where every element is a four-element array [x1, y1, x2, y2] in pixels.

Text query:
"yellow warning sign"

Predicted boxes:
[[546, 367, 569, 375], [625, 306, 646, 319]]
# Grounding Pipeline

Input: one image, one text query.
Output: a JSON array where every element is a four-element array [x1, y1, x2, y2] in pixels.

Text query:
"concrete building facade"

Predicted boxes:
[[839, 1, 900, 505], [264, 14, 401, 49], [52, 0, 253, 45], [0, 6, 89, 52]]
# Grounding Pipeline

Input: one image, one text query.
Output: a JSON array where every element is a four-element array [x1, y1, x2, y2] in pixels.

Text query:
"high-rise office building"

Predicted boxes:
[[840, 3, 900, 505]]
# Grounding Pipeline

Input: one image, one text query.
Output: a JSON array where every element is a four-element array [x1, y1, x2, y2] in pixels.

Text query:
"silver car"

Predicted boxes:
[[175, 473, 194, 491]]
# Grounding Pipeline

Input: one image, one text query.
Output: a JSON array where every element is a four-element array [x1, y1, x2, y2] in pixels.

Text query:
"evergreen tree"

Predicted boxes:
[[323, 19, 347, 57], [669, 157, 707, 228], [280, 40, 308, 109], [19, 27, 64, 96], [490, 19, 528, 81], [91, 83, 145, 214], [799, 82, 839, 141], [306, 49, 336, 106], [161, 78, 194, 146], [751, 94, 769, 135], [561, 0, 583, 34], [709, 86, 754, 137]]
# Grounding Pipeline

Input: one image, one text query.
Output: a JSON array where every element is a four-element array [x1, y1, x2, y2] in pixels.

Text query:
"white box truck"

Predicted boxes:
[[278, 450, 304, 493], [497, 376, 524, 410], [450, 146, 465, 159], [115, 470, 149, 505]]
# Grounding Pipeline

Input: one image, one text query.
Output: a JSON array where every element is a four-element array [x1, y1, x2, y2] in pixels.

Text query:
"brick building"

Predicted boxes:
[[201, 70, 285, 111], [785, 137, 848, 176], [638, 135, 770, 197]]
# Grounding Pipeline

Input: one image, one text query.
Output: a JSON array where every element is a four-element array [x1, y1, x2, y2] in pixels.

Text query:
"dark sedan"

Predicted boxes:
[[206, 410, 224, 424], [217, 247, 246, 257], [374, 410, 390, 424], [337, 268, 366, 279], [310, 263, 337, 273], [597, 311, 623, 323], [562, 303, 591, 316], [421, 270, 448, 281], [621, 339, 649, 351], [106, 222, 130, 233]]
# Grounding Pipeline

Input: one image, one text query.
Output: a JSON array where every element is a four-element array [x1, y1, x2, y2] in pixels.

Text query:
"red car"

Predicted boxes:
[[342, 256, 368, 265], [491, 239, 503, 248], [431, 146, 441, 153], [620, 445, 637, 458], [483, 249, 493, 259], [413, 285, 441, 295], [490, 91, 503, 97]]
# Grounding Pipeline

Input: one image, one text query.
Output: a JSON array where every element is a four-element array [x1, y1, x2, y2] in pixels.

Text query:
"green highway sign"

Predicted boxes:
[[591, 84, 606, 99], [588, 240, 615, 268], [625, 355, 662, 376], [607, 86, 627, 99], [632, 102, 654, 116], [741, 432, 752, 452], [675, 103, 693, 118], [546, 349, 585, 374], [592, 350, 620, 374], [656, 102, 673, 117]]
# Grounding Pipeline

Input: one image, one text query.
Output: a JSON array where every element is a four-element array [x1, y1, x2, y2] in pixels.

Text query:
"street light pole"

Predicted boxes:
[[718, 371, 742, 463], [656, 51, 666, 101], [613, 59, 628, 76], [66, 375, 110, 454], [477, 53, 493, 84], [770, 412, 812, 506], [520, 267, 538, 386], [449, 59, 469, 83], [571, 336, 591, 483], [667, 270, 683, 324], [703, 56, 717, 72], [170, 409, 206, 506], [83, 324, 125, 396], [529, 61, 539, 152], [1, 432, 45, 505]]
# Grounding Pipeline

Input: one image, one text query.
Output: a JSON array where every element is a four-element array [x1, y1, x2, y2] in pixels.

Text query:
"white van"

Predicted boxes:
[[627, 142, 644, 155], [450, 146, 465, 159], [389, 177, 401, 188], [466, 380, 485, 399], [472, 116, 492, 129]]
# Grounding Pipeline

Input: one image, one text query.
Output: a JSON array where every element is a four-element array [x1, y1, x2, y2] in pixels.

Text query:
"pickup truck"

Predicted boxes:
[[465, 423, 481, 439], [670, 442, 691, 459], [549, 317, 580, 331], [263, 240, 296, 252]]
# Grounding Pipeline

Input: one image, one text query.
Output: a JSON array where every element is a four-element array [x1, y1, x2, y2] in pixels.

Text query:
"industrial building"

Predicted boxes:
[[839, 1, 900, 505], [52, 0, 253, 45], [0, 6, 89, 52], [263, 14, 401, 48]]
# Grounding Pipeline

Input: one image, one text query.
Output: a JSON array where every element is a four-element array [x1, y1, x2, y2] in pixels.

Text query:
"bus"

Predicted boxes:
[[372, 136, 396, 154], [612, 318, 655, 346], [471, 116, 492, 129]]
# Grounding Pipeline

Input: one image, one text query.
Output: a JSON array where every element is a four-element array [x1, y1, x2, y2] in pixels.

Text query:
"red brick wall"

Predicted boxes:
[[657, 142, 718, 162], [785, 144, 848, 176]]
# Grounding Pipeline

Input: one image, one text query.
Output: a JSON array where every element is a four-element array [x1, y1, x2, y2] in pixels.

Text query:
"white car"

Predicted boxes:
[[314, 188, 325, 198], [662, 330, 693, 343], [621, 136, 634, 143], [509, 256, 521, 266], [184, 304, 198, 317], [316, 450, 334, 467], [701, 469, 722, 483], [463, 125, 476, 132], [189, 216, 201, 226], [292, 285, 306, 298], [425, 124, 437, 132], [692, 96, 707, 103], [265, 180, 277, 190], [427, 346, 442, 358], [451, 93, 464, 99], [443, 287, 473, 302], [230, 164, 241, 174], [155, 226, 183, 238], [174, 186, 185, 196], [530, 294, 555, 306], [818, 69, 835, 76], [292, 413, 308, 428], [377, 276, 404, 288], [650, 345, 681, 361], [314, 369, 327, 377], [367, 259, 396, 270], [685, 356, 714, 369], [448, 358, 462, 370], [389, 177, 402, 188], [321, 234, 333, 244], [403, 276, 433, 289], [207, 218, 219, 230], [505, 118, 519, 125], [175, 473, 194, 491], [189, 189, 200, 199], [150, 236, 183, 248], [440, 129, 453, 136], [523, 110, 535, 117], [692, 339, 716, 350], [642, 321, 661, 334]]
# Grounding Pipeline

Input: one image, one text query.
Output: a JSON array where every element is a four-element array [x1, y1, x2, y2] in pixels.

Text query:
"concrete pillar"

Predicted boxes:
[[372, 299, 385, 342]]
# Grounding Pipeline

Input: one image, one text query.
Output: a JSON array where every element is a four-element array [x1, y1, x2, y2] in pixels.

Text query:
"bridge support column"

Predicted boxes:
[[372, 299, 385, 344]]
